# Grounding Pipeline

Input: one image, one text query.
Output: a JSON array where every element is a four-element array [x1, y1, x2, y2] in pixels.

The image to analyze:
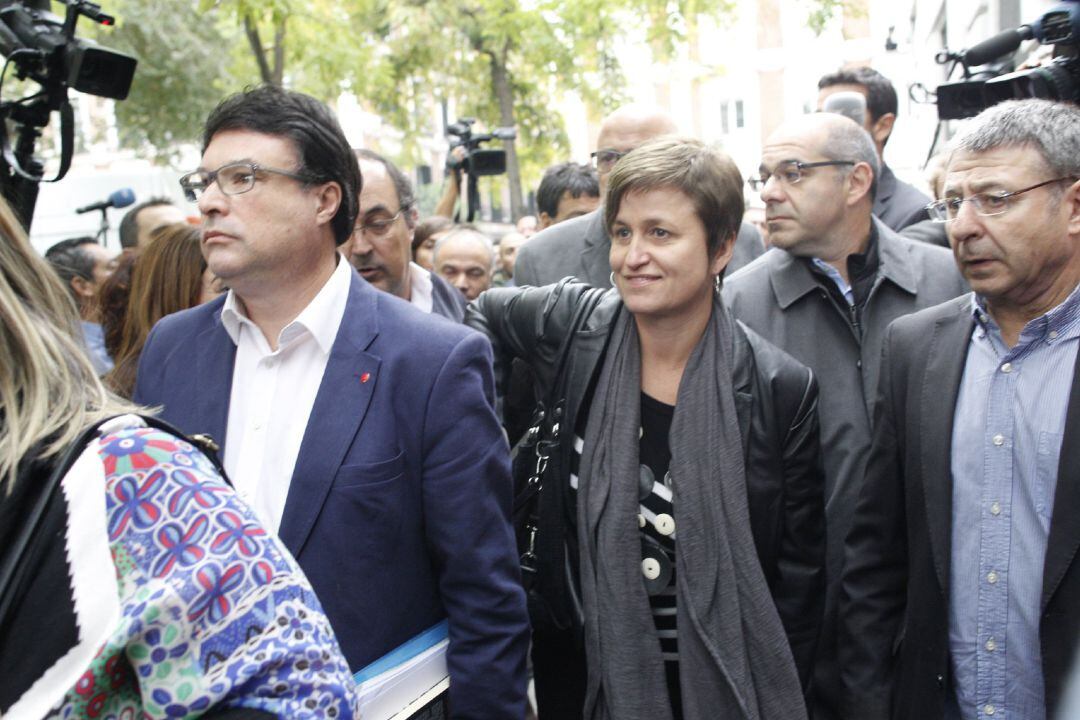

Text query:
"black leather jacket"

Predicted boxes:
[[467, 278, 826, 688]]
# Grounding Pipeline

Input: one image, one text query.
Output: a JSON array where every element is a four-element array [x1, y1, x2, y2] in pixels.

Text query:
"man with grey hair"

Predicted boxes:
[[433, 225, 496, 300], [840, 98, 1080, 720], [348, 149, 467, 321], [514, 104, 764, 287], [724, 111, 967, 720]]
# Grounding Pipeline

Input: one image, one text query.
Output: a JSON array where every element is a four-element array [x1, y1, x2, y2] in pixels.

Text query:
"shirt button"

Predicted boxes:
[[987, 571, 999, 584], [992, 434, 1005, 446], [985, 704, 995, 716], [1050, 330, 1059, 340], [985, 637, 996, 651], [642, 558, 661, 580], [990, 502, 1001, 516], [1000, 362, 1012, 373], [655, 514, 676, 536]]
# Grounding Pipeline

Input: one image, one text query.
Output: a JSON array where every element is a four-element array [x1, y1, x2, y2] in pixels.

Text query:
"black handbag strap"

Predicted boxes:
[[0, 415, 227, 633]]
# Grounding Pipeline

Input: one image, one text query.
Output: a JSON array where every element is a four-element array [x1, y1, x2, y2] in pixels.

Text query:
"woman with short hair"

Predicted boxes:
[[468, 137, 825, 720]]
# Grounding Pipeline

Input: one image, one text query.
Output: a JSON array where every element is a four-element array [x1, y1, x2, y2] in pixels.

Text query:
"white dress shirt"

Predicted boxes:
[[408, 262, 434, 313], [221, 257, 352, 531]]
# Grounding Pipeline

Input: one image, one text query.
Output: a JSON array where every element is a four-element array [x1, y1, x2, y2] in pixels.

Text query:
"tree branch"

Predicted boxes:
[[243, 13, 276, 85]]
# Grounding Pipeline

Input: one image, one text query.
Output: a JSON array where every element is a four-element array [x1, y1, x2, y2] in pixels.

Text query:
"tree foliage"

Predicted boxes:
[[104, 0, 738, 210], [94, 0, 239, 162]]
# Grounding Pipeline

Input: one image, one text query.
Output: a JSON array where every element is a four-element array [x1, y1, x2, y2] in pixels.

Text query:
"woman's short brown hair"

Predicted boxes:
[[604, 137, 744, 260]]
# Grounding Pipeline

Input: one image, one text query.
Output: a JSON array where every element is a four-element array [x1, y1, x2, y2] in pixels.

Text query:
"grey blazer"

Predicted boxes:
[[721, 217, 968, 720], [513, 207, 765, 289], [874, 164, 932, 233]]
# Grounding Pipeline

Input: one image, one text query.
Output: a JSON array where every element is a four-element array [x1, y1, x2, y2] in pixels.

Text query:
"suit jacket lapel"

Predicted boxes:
[[195, 318, 235, 453], [919, 298, 974, 594], [277, 272, 381, 556], [579, 209, 612, 288], [1042, 346, 1080, 612]]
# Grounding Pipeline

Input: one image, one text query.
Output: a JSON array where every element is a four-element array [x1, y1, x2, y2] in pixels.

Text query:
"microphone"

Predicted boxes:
[[75, 187, 136, 214], [822, 91, 867, 126], [962, 25, 1033, 67]]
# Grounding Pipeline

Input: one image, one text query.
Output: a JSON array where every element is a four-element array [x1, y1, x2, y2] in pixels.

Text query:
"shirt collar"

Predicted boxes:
[[408, 262, 434, 314], [971, 281, 1080, 344], [220, 255, 352, 355]]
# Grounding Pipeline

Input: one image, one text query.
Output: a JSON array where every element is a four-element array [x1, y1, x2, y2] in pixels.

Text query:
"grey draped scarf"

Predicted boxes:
[[576, 297, 806, 720]]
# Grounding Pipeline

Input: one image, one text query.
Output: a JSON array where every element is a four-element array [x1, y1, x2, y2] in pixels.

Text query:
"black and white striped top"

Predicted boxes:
[[568, 392, 679, 668]]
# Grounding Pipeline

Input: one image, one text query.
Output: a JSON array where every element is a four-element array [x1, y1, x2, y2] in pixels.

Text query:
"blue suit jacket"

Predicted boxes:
[[134, 269, 529, 718]]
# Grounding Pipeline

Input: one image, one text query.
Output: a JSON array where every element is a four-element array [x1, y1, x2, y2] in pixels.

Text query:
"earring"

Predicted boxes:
[[714, 274, 722, 293], [609, 271, 616, 287]]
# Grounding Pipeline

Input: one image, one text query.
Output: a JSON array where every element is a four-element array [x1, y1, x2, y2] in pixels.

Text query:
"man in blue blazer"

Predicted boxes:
[[134, 85, 529, 718]]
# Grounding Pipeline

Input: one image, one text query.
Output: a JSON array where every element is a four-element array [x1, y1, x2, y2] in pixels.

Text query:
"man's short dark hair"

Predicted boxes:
[[536, 162, 600, 218], [203, 84, 361, 245], [354, 148, 417, 226], [118, 197, 174, 249], [818, 66, 898, 124], [45, 236, 97, 297]]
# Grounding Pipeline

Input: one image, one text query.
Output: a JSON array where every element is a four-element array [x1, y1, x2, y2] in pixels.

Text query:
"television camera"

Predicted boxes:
[[0, 0, 136, 230], [445, 117, 516, 222], [934, 0, 1080, 119]]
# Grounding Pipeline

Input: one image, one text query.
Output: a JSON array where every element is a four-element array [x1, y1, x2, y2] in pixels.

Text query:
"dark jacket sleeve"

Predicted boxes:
[[838, 322, 909, 720], [772, 364, 826, 692], [465, 279, 590, 404]]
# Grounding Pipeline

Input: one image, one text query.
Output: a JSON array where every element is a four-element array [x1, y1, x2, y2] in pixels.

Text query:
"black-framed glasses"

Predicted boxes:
[[747, 160, 856, 192], [927, 177, 1076, 222], [354, 209, 405, 237], [179, 161, 314, 202], [590, 149, 627, 172]]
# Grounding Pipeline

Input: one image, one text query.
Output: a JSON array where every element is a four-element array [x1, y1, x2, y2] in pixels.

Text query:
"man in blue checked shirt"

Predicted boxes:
[[839, 98, 1080, 720]]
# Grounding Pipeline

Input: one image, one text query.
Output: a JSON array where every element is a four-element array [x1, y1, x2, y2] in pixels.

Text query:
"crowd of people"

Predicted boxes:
[[2, 62, 1079, 720]]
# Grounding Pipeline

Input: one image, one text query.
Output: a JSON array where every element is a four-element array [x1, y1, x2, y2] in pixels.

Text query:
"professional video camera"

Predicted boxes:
[[934, 0, 1080, 119], [0, 0, 136, 230], [445, 117, 516, 222]]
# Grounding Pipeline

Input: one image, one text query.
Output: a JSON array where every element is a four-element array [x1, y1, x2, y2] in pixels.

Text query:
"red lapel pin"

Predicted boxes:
[[360, 372, 371, 383]]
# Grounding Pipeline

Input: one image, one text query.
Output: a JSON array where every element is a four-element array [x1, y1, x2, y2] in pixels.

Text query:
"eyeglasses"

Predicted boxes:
[[747, 160, 856, 192], [179, 161, 313, 202], [354, 209, 405, 237], [590, 149, 627, 173], [927, 177, 1076, 222]]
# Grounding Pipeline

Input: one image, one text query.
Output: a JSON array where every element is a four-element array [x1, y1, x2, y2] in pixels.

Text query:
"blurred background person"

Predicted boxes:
[[349, 149, 467, 321], [44, 236, 118, 375], [97, 251, 138, 365], [516, 214, 538, 237], [117, 197, 190, 253], [105, 223, 223, 398], [492, 231, 528, 287], [537, 161, 600, 230], [817, 66, 931, 232], [434, 224, 496, 300], [0, 197, 357, 718], [468, 137, 822, 720], [412, 214, 454, 271]]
